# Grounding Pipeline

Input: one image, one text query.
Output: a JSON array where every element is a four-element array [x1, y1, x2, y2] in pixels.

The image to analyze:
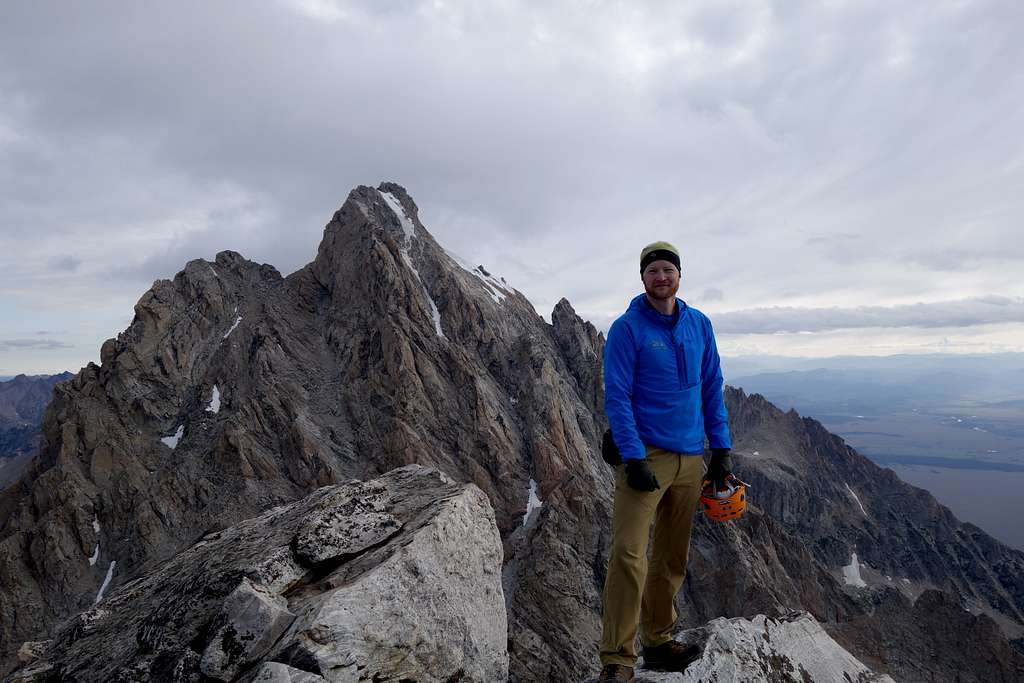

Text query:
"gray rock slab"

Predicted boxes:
[[275, 480, 507, 682], [250, 662, 327, 682], [6, 466, 506, 682], [638, 612, 895, 683], [14, 640, 49, 666], [292, 482, 402, 566], [200, 578, 296, 680]]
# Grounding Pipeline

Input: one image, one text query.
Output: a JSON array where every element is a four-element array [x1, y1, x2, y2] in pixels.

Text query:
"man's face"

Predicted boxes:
[[642, 260, 680, 301]]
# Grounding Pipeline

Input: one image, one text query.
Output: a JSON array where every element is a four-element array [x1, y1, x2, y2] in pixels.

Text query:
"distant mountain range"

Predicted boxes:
[[726, 353, 1024, 407], [0, 372, 72, 488], [727, 355, 1024, 467]]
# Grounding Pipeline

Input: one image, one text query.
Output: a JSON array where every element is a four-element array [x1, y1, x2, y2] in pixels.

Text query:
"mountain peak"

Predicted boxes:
[[376, 180, 417, 211], [312, 183, 425, 288], [318, 181, 420, 252]]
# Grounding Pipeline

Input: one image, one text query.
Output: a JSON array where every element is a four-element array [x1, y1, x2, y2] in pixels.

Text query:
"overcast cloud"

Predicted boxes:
[[2, 1, 1023, 374], [713, 296, 1024, 334], [0, 339, 73, 351]]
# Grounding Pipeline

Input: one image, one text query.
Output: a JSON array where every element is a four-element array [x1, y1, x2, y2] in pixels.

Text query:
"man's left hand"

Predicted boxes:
[[707, 448, 732, 488]]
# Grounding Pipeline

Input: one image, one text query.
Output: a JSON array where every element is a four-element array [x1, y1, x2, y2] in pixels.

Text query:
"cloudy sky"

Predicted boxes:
[[2, 1, 1023, 375]]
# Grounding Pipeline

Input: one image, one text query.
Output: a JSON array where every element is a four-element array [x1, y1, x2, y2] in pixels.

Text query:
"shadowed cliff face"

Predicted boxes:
[[1, 183, 1022, 682]]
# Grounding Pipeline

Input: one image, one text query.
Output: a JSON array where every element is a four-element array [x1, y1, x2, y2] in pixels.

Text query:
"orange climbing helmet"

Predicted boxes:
[[700, 475, 750, 522]]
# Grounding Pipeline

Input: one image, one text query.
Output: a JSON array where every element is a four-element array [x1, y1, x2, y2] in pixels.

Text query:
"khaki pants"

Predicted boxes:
[[599, 447, 705, 667]]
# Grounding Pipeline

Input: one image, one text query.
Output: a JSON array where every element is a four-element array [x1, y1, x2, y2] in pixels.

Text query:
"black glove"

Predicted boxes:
[[625, 459, 660, 492], [601, 429, 622, 466], [707, 448, 732, 488]]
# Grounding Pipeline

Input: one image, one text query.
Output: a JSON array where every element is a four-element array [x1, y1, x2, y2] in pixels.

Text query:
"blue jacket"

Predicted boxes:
[[604, 294, 732, 460]]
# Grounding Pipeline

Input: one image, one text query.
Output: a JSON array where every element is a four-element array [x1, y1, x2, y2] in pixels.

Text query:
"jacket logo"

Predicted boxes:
[[649, 340, 669, 350]]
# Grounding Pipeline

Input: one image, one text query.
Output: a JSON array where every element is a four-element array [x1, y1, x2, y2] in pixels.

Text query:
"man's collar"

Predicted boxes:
[[640, 295, 685, 323]]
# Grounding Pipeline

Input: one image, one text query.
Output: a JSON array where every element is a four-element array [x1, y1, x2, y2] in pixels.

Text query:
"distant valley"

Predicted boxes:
[[727, 353, 1024, 550]]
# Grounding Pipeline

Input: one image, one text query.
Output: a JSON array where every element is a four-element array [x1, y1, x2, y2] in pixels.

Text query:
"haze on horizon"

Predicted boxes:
[[2, 1, 1023, 376]]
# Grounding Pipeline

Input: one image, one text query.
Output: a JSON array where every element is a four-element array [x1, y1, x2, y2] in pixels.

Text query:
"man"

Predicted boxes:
[[597, 241, 733, 682]]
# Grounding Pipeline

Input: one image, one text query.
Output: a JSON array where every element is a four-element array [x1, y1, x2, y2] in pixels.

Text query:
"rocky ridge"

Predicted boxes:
[[10, 465, 507, 681], [0, 183, 1022, 681]]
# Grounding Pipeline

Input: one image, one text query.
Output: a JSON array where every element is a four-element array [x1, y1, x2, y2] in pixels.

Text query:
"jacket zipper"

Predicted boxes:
[[678, 336, 686, 388], [666, 327, 685, 389]]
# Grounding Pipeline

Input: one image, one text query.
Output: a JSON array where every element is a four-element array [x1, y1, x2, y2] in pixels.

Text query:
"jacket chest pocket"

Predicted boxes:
[[635, 339, 676, 389], [679, 335, 704, 387]]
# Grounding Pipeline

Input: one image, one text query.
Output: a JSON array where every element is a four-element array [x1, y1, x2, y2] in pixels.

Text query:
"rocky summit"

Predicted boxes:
[[10, 465, 507, 682], [1, 182, 1023, 681]]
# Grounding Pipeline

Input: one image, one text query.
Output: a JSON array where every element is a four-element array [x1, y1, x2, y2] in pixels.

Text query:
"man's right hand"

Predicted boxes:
[[625, 459, 660, 492], [707, 448, 732, 489]]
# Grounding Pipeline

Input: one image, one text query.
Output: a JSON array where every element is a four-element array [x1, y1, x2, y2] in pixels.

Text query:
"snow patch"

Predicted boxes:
[[445, 249, 510, 304], [89, 515, 100, 566], [380, 191, 446, 338], [420, 283, 444, 337], [380, 190, 416, 242], [209, 264, 219, 278], [468, 266, 508, 304], [206, 385, 221, 413], [94, 560, 117, 604], [902, 578, 911, 584], [223, 315, 242, 339], [522, 479, 543, 526], [161, 425, 184, 449], [842, 552, 867, 588], [752, 450, 760, 456], [845, 483, 868, 516], [972, 426, 986, 432]]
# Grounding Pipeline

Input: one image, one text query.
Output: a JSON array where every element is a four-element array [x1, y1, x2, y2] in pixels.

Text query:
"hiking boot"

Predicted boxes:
[[597, 663, 635, 682], [641, 640, 701, 671]]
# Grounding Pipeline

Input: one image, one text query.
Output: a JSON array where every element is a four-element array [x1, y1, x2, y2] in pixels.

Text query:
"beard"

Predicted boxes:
[[644, 279, 679, 301]]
